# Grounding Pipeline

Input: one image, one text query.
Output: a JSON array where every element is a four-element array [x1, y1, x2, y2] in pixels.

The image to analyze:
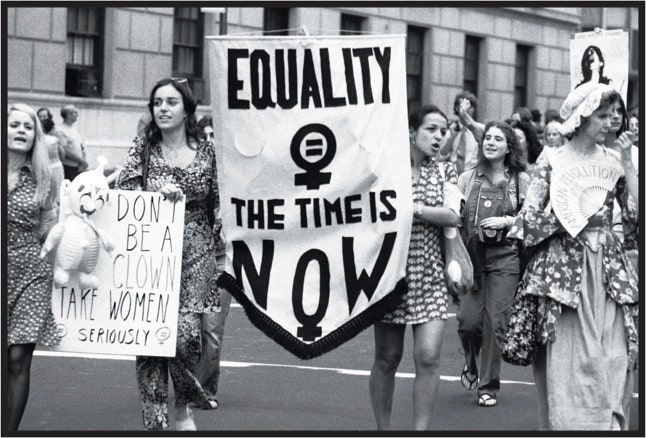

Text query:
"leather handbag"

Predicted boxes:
[[440, 226, 474, 297]]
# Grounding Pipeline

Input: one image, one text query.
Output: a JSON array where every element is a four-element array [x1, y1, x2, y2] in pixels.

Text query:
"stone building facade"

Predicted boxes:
[[6, 6, 640, 166]]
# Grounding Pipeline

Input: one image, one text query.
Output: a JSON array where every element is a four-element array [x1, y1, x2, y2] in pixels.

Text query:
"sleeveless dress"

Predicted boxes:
[[8, 165, 60, 346]]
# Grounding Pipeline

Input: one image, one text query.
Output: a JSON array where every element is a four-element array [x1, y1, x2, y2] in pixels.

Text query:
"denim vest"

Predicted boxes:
[[461, 168, 520, 290]]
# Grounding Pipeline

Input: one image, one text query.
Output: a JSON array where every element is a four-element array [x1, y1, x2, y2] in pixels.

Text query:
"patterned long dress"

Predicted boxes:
[[508, 146, 638, 430], [116, 137, 220, 430], [8, 164, 60, 347], [382, 158, 458, 324]]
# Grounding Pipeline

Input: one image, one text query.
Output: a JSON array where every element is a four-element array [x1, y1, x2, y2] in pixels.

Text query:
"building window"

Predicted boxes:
[[264, 8, 289, 36], [340, 14, 364, 35], [173, 8, 205, 103], [464, 36, 481, 97], [406, 26, 425, 114], [66, 7, 103, 97], [514, 44, 531, 109]]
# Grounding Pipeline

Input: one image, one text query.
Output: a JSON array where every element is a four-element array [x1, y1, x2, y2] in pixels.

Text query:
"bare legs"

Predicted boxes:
[[412, 320, 446, 429], [8, 343, 36, 431], [369, 320, 446, 430], [369, 323, 405, 430]]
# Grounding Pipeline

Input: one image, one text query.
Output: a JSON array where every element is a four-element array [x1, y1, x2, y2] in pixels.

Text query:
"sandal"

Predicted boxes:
[[460, 364, 478, 390], [478, 393, 497, 407], [195, 398, 219, 410]]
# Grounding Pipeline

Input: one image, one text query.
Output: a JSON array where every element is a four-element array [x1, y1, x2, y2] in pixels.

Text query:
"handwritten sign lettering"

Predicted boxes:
[[51, 191, 185, 357]]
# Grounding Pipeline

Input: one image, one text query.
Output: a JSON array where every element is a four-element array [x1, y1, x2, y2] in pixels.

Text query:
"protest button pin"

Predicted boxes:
[[484, 200, 492, 208]]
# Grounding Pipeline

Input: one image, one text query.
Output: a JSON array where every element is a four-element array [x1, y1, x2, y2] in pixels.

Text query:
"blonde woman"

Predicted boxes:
[[7, 103, 59, 431], [543, 120, 565, 148]]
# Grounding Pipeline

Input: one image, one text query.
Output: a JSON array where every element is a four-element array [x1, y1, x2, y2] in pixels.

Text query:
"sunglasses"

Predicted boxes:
[[171, 77, 189, 84]]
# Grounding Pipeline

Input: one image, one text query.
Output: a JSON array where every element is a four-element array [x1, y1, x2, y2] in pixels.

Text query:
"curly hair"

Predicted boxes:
[[477, 121, 526, 174], [145, 78, 200, 149]]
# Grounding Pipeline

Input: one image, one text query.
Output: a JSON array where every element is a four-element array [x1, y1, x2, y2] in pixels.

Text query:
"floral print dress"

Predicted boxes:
[[508, 146, 638, 429], [116, 136, 221, 429], [7, 165, 60, 347], [382, 158, 458, 324]]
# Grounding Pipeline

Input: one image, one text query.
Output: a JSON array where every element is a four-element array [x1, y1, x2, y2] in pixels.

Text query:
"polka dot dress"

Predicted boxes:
[[7, 166, 60, 346], [382, 158, 454, 324]]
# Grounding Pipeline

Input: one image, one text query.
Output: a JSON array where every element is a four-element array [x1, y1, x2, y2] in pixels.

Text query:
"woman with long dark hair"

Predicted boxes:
[[456, 121, 529, 407], [116, 78, 221, 430]]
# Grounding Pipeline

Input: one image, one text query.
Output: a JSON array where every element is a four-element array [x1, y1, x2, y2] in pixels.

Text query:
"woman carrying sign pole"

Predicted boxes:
[[369, 105, 461, 430], [507, 82, 638, 430], [116, 78, 221, 430]]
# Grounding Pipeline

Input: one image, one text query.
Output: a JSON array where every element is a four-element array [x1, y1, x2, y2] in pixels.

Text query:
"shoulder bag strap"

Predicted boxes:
[[141, 142, 150, 191]]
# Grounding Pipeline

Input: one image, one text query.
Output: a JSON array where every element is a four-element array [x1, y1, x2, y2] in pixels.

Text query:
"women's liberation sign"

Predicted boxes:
[[51, 191, 185, 357], [208, 35, 412, 359], [551, 160, 622, 237]]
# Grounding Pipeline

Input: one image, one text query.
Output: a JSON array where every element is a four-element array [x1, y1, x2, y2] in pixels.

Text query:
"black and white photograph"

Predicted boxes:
[[3, 3, 642, 434]]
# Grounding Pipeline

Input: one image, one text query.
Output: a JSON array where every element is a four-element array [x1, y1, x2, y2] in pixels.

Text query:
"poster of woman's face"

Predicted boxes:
[[570, 29, 629, 104]]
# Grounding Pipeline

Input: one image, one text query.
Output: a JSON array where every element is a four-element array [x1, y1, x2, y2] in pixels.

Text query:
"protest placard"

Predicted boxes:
[[570, 29, 629, 104], [50, 190, 185, 357], [207, 34, 412, 359], [550, 159, 623, 238]]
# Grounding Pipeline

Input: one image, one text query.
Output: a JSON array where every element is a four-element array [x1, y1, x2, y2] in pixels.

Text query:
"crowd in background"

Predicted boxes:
[[6, 70, 640, 432]]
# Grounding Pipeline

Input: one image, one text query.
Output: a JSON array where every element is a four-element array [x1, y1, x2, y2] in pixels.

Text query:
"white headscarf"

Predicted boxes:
[[558, 82, 615, 136]]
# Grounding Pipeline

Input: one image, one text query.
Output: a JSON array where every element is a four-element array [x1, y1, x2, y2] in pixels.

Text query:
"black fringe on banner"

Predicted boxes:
[[217, 272, 407, 360]]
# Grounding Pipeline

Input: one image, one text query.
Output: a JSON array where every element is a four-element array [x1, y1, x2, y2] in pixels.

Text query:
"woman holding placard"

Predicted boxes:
[[116, 78, 221, 431], [507, 82, 638, 430], [7, 103, 59, 431], [455, 121, 529, 408], [369, 105, 461, 430]]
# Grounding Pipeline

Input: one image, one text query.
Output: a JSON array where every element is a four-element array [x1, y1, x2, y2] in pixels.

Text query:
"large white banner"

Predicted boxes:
[[208, 35, 412, 358], [51, 191, 185, 357], [570, 29, 629, 104]]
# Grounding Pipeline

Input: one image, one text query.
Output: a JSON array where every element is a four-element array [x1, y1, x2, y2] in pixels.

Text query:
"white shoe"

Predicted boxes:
[[175, 405, 196, 431]]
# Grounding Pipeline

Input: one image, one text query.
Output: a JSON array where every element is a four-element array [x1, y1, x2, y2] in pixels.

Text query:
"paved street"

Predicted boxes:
[[21, 302, 639, 432]]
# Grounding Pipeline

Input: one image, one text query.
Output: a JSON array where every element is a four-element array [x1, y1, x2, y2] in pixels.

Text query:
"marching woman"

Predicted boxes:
[[7, 103, 59, 430], [508, 82, 638, 430], [456, 121, 530, 407], [369, 105, 461, 430], [543, 120, 565, 148], [116, 78, 220, 430]]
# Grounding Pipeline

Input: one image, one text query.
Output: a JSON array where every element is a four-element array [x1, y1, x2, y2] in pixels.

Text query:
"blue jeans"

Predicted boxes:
[[196, 288, 232, 398]]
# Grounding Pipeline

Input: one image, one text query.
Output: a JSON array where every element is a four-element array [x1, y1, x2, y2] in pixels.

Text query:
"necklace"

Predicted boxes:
[[160, 141, 184, 160]]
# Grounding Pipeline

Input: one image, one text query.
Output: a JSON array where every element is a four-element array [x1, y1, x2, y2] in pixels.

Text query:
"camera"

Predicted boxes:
[[476, 226, 504, 244]]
